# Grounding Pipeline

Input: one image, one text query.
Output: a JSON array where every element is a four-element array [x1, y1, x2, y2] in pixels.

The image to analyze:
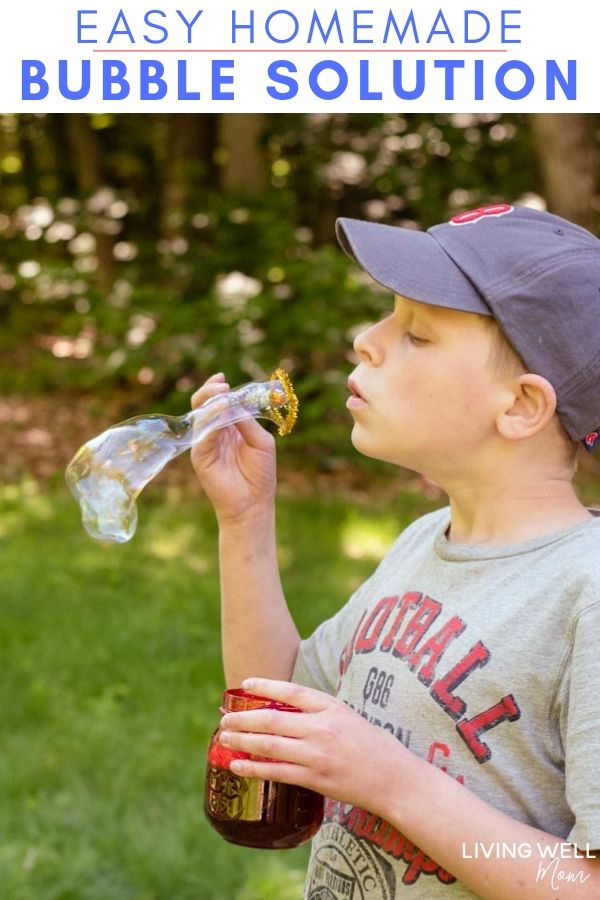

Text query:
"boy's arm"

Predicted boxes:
[[219, 679, 599, 900], [190, 375, 299, 687], [218, 509, 299, 687], [383, 743, 600, 899]]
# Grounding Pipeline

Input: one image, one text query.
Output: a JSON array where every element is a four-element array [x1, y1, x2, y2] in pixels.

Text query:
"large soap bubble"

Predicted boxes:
[[66, 369, 298, 543]]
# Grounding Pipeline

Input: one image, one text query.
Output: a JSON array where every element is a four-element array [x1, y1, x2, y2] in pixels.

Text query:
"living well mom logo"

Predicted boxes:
[[461, 842, 595, 890]]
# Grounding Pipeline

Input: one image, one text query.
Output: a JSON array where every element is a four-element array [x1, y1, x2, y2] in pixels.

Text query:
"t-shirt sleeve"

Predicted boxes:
[[291, 572, 378, 695], [290, 510, 448, 696], [564, 599, 600, 848]]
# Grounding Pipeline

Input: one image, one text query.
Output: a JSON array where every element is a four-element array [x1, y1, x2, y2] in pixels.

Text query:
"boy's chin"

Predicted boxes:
[[350, 427, 420, 471], [350, 428, 395, 465]]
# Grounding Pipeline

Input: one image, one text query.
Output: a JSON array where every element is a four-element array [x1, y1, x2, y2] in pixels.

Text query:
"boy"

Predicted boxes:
[[191, 204, 600, 898]]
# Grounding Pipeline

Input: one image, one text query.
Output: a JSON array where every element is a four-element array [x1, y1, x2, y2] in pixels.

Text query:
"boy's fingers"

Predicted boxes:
[[220, 731, 307, 765], [229, 758, 311, 788], [221, 708, 307, 738], [240, 678, 334, 713], [191, 375, 229, 410], [191, 372, 226, 399], [234, 416, 276, 452]]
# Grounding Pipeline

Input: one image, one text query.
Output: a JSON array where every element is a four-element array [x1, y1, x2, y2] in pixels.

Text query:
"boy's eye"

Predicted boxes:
[[406, 332, 430, 346]]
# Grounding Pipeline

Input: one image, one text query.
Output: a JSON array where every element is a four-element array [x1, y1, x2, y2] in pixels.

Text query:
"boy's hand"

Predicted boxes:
[[217, 679, 600, 900], [190, 374, 277, 524], [217, 678, 404, 816]]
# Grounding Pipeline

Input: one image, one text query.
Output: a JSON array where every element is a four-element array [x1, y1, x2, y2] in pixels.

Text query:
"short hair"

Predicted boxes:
[[482, 315, 525, 378]]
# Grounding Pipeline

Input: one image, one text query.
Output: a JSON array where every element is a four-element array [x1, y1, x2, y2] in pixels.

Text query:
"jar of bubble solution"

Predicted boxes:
[[204, 689, 324, 849]]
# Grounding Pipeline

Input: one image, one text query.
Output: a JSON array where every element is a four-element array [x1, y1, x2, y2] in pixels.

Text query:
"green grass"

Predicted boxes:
[[0, 477, 435, 900]]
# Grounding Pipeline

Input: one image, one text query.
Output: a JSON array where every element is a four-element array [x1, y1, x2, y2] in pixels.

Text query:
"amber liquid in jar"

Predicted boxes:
[[204, 689, 324, 849]]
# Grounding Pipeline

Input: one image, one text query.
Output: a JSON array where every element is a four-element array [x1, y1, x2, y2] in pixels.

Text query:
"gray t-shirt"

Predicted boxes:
[[293, 507, 600, 899]]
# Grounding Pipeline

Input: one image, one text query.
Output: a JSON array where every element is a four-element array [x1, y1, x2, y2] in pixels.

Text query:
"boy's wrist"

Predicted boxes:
[[374, 740, 419, 827], [217, 503, 276, 534]]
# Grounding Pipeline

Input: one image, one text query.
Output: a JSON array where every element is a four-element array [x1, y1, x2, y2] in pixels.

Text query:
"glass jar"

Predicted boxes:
[[204, 688, 324, 849]]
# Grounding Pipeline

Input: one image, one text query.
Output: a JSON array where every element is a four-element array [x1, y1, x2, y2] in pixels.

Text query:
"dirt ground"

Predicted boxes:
[[1, 392, 108, 482]]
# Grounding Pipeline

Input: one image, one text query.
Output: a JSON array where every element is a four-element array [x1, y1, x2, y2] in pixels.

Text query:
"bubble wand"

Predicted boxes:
[[65, 369, 298, 544]]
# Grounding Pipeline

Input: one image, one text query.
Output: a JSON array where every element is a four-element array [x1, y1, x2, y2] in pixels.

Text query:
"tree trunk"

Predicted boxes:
[[63, 114, 117, 294], [46, 115, 78, 196], [218, 114, 269, 195], [157, 113, 218, 241], [17, 115, 38, 201], [529, 114, 599, 232]]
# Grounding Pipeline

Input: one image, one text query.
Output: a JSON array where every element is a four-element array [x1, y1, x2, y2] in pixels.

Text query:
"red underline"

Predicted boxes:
[[92, 48, 509, 54]]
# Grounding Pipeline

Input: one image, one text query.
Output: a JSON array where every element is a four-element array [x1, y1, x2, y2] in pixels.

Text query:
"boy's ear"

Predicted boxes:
[[496, 374, 558, 442]]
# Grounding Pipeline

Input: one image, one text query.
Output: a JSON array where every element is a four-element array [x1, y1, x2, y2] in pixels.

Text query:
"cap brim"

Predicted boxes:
[[336, 217, 490, 316]]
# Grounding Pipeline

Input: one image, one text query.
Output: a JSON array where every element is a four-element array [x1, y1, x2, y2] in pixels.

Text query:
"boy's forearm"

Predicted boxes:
[[218, 508, 300, 688], [381, 749, 599, 899]]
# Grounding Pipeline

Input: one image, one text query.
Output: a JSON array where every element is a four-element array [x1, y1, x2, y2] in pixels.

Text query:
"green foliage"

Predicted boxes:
[[0, 479, 438, 900], [0, 112, 542, 458]]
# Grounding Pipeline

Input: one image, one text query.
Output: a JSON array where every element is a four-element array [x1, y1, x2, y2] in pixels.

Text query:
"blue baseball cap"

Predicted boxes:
[[336, 204, 600, 450]]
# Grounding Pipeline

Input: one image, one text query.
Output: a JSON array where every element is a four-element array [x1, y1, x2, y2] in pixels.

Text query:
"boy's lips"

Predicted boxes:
[[347, 377, 367, 409]]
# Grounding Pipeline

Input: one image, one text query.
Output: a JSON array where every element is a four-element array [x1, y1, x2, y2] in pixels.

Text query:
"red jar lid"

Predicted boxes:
[[221, 688, 302, 714]]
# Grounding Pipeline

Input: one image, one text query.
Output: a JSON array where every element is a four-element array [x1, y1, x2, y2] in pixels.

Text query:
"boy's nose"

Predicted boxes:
[[353, 322, 381, 364], [353, 328, 370, 361]]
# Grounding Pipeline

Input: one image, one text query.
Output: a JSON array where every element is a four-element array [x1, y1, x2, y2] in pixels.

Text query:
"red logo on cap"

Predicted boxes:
[[450, 204, 514, 226]]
